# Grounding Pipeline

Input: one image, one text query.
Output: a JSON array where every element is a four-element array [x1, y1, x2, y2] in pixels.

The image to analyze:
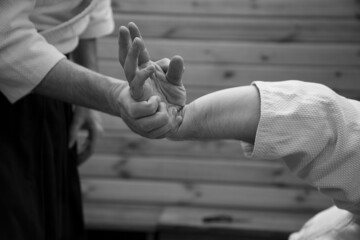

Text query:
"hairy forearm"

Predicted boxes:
[[173, 86, 260, 143], [71, 38, 100, 113], [34, 58, 127, 116]]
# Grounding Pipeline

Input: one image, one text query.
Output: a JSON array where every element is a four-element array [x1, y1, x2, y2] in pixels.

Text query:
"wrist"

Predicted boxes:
[[104, 77, 129, 117], [167, 104, 190, 141]]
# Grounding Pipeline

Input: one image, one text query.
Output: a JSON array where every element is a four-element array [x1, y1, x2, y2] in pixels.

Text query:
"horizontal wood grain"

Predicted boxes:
[[84, 0, 359, 234], [113, 14, 360, 43], [99, 60, 360, 92], [81, 179, 332, 212], [98, 38, 360, 67], [159, 206, 313, 233], [79, 154, 305, 187], [84, 202, 162, 230], [111, 0, 360, 18], [83, 203, 314, 234], [91, 132, 247, 159]]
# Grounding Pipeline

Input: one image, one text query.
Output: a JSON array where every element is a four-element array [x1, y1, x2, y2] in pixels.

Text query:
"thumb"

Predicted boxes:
[[166, 55, 184, 86]]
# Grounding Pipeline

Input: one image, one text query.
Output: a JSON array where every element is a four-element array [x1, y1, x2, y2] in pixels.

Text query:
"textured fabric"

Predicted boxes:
[[31, 0, 114, 52], [289, 206, 360, 240], [79, 0, 114, 39], [0, 0, 114, 103], [242, 80, 360, 216], [0, 0, 65, 103], [0, 93, 85, 240], [31, 0, 96, 54]]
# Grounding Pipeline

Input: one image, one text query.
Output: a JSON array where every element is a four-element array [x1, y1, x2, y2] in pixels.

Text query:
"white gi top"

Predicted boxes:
[[243, 80, 360, 216], [0, 0, 114, 103]]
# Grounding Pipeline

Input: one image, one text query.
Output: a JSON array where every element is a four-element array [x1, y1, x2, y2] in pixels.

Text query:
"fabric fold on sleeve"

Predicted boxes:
[[242, 80, 360, 216], [0, 0, 65, 103], [80, 0, 114, 39]]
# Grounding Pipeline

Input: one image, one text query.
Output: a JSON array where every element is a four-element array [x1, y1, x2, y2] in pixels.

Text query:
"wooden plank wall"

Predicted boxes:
[[80, 0, 360, 236]]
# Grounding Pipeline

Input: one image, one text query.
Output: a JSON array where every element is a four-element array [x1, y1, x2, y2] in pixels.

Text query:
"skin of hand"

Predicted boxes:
[[118, 22, 186, 137], [289, 206, 360, 240], [68, 106, 103, 165], [34, 52, 172, 139], [117, 22, 260, 142], [69, 38, 103, 165]]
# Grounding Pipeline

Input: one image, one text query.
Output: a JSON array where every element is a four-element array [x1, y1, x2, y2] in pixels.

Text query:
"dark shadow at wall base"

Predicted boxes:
[[86, 229, 151, 240], [86, 228, 290, 240]]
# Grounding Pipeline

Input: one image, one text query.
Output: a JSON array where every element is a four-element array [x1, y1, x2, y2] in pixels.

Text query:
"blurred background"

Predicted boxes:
[[80, 0, 360, 239]]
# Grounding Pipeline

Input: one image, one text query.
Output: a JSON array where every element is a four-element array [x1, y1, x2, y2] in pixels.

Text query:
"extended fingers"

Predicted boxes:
[[128, 22, 151, 66], [166, 55, 184, 86], [124, 37, 144, 82], [118, 26, 131, 67]]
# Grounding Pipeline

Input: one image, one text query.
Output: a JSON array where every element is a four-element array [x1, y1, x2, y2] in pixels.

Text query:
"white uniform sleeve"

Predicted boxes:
[[80, 0, 114, 39], [242, 80, 360, 216], [0, 0, 65, 103]]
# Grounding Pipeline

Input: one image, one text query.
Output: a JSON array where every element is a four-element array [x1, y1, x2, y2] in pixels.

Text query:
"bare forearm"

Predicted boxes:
[[34, 58, 127, 116], [173, 86, 260, 143], [71, 39, 100, 112]]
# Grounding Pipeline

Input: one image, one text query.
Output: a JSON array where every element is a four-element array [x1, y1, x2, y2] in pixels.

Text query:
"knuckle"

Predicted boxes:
[[128, 107, 139, 118], [148, 104, 158, 114], [158, 112, 170, 124]]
